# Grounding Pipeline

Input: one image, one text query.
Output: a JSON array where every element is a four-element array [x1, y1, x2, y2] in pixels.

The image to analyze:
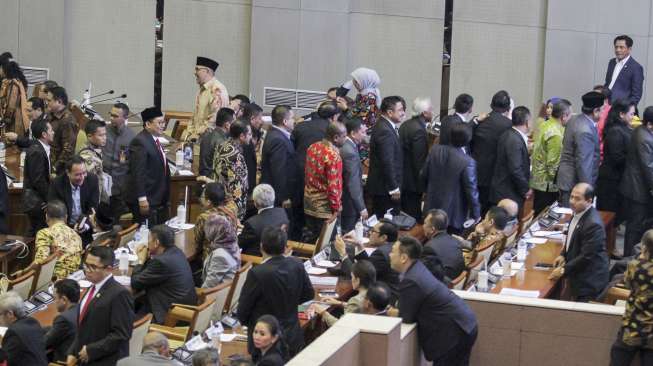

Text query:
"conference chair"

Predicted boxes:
[[448, 270, 468, 291], [197, 281, 233, 320], [465, 255, 486, 288], [223, 262, 253, 313], [290, 218, 337, 257], [32, 253, 58, 293], [114, 223, 139, 249], [9, 269, 37, 299], [130, 313, 153, 356], [150, 298, 216, 345], [476, 240, 497, 268]]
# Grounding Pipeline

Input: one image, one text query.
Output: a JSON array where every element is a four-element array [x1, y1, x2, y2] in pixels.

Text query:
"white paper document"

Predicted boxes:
[[307, 267, 327, 275], [309, 276, 338, 286], [552, 207, 573, 215], [315, 260, 337, 268], [499, 288, 541, 298], [525, 237, 548, 244]]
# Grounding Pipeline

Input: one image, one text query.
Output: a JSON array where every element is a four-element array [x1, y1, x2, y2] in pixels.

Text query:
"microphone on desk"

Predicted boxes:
[[88, 90, 115, 99], [93, 94, 127, 104]]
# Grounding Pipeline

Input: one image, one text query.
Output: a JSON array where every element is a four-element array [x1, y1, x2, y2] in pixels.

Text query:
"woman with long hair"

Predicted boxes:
[[0, 60, 30, 138], [251, 314, 287, 366], [597, 98, 634, 224]]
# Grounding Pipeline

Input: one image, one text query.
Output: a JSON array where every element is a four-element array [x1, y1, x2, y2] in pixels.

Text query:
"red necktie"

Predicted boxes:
[[154, 138, 167, 170], [79, 285, 96, 324]]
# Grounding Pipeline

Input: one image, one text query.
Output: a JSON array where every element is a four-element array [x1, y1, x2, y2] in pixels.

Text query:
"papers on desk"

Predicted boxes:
[[11, 182, 22, 188], [157, 136, 170, 145], [307, 267, 328, 275], [315, 260, 337, 268], [177, 169, 194, 176], [532, 230, 562, 237], [220, 333, 238, 342], [552, 207, 573, 215], [114, 276, 131, 286], [167, 221, 195, 230], [524, 237, 548, 244], [309, 276, 338, 286], [499, 288, 541, 298]]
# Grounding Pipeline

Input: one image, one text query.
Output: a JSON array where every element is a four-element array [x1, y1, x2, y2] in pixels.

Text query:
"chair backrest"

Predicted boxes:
[[476, 242, 496, 268], [449, 270, 468, 290], [603, 286, 630, 305], [466, 255, 485, 288], [190, 298, 216, 335], [116, 223, 139, 249], [518, 211, 534, 236], [201, 281, 233, 319], [10, 270, 37, 299], [129, 313, 153, 356], [34, 253, 58, 293], [315, 219, 337, 255], [224, 262, 253, 312]]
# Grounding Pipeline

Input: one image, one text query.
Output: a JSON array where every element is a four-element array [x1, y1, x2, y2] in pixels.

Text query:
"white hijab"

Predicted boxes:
[[351, 67, 381, 108]]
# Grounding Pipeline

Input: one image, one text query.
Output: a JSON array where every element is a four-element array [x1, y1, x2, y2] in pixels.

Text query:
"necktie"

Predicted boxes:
[[154, 138, 167, 170], [79, 285, 96, 324]]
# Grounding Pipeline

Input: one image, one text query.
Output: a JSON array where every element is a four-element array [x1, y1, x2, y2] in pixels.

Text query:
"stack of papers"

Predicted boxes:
[[309, 276, 338, 286], [315, 260, 337, 268], [306, 267, 327, 275], [525, 237, 548, 244], [552, 207, 573, 215], [499, 288, 541, 298]]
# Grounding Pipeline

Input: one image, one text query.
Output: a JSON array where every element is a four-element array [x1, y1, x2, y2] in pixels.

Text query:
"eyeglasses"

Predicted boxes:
[[83, 263, 107, 272], [369, 229, 381, 235]]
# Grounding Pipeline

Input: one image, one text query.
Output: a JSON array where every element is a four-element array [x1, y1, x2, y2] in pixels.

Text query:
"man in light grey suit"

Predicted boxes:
[[556, 91, 604, 207], [340, 118, 369, 232], [117, 332, 177, 366]]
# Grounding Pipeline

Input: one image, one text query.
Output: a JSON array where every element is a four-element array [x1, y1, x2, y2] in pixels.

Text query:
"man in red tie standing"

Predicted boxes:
[[67, 246, 134, 365], [127, 107, 171, 226]]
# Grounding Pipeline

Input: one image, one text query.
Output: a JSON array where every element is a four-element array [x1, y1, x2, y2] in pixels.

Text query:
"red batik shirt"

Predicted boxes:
[[304, 140, 343, 218]]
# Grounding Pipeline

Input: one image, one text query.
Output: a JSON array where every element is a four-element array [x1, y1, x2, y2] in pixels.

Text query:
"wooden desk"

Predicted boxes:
[[0, 234, 34, 274], [490, 210, 616, 299]]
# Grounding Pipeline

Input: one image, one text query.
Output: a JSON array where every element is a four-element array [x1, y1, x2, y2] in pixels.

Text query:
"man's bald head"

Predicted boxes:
[[497, 199, 518, 218], [142, 332, 170, 356], [570, 183, 594, 213]]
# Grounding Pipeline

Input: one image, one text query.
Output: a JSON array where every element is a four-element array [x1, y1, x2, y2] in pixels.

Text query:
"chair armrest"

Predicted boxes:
[[241, 254, 263, 265], [163, 305, 196, 326], [149, 324, 188, 341], [289, 240, 315, 255]]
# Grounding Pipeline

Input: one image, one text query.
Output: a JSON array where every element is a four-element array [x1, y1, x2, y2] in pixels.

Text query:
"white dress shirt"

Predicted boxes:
[[564, 206, 591, 252], [79, 273, 113, 311], [609, 55, 631, 90]]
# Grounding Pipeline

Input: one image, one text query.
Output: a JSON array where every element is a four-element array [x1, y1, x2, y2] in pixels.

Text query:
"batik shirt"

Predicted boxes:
[[530, 117, 564, 192], [183, 78, 229, 141], [304, 140, 343, 219], [34, 222, 83, 279], [79, 143, 111, 203], [194, 206, 239, 260], [213, 138, 249, 220], [346, 92, 378, 161], [620, 258, 653, 349]]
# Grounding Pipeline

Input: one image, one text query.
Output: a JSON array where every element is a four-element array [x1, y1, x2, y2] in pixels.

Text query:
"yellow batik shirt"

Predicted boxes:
[[34, 222, 83, 279]]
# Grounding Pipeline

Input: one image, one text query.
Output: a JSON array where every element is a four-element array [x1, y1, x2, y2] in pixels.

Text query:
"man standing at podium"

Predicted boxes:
[[183, 56, 230, 142]]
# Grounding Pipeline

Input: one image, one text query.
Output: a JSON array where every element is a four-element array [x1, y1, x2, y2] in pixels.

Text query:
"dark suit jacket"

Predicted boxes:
[[255, 346, 285, 366], [23, 141, 51, 209], [237, 255, 314, 356], [439, 113, 473, 152], [45, 305, 78, 362], [261, 127, 298, 205], [131, 246, 198, 324], [367, 116, 403, 195], [599, 122, 631, 183], [557, 114, 600, 192], [1, 317, 48, 366], [291, 117, 328, 181], [69, 276, 134, 366], [421, 144, 480, 230], [399, 260, 477, 362], [399, 115, 428, 193], [472, 111, 512, 187], [343, 242, 400, 298], [620, 125, 653, 203], [490, 128, 530, 207], [604, 56, 644, 105], [562, 207, 609, 300], [127, 130, 171, 207], [422, 232, 465, 281], [238, 207, 289, 255], [48, 173, 99, 225], [198, 128, 227, 177], [339, 139, 365, 219]]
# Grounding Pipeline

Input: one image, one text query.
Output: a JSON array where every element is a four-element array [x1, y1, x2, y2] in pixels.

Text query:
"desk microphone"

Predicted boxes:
[[93, 94, 127, 104], [88, 90, 115, 99]]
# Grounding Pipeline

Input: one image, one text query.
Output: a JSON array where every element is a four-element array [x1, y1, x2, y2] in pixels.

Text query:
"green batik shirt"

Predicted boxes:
[[530, 117, 564, 192]]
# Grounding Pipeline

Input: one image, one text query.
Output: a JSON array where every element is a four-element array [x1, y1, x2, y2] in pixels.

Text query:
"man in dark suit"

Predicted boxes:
[[239, 183, 289, 255], [556, 92, 603, 206], [23, 118, 54, 235], [549, 183, 609, 302], [128, 107, 171, 226], [399, 97, 430, 221], [291, 101, 339, 239], [472, 90, 513, 214], [261, 106, 298, 229], [339, 118, 368, 232], [604, 35, 644, 108], [48, 155, 99, 245], [490, 106, 532, 209], [0, 292, 48, 366], [132, 225, 197, 324], [45, 279, 79, 362], [68, 246, 134, 366], [389, 236, 478, 365], [422, 123, 480, 234], [333, 219, 400, 299], [439, 93, 474, 151], [237, 227, 314, 357], [367, 96, 405, 218], [421, 209, 465, 283], [620, 107, 653, 256], [198, 107, 233, 177]]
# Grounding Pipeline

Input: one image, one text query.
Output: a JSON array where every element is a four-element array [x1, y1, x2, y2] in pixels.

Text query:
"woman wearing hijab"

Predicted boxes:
[[201, 213, 241, 288], [0, 60, 29, 138]]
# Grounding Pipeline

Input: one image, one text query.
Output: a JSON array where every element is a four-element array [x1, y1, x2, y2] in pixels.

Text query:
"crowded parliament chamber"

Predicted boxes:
[[1, 1, 653, 365]]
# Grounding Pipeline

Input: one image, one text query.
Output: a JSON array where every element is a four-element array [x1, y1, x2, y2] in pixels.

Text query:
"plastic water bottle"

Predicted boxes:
[[502, 253, 512, 278], [355, 221, 364, 241], [175, 148, 184, 168], [183, 144, 193, 170], [477, 269, 489, 291], [516, 240, 527, 262], [118, 250, 129, 275], [19, 151, 25, 167], [176, 204, 186, 224], [0, 142, 5, 163]]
